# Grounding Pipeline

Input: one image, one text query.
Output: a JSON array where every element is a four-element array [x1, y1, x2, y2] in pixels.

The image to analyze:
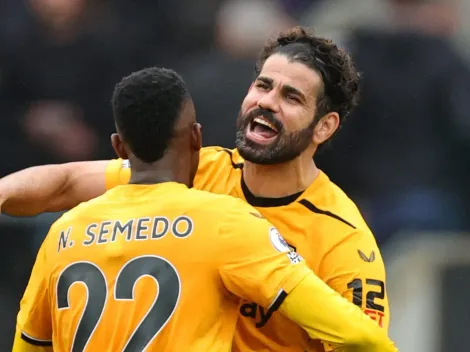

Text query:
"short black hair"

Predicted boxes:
[[112, 67, 190, 163], [256, 26, 361, 124]]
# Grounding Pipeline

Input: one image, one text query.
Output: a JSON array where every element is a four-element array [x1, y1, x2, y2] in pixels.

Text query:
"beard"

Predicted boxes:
[[235, 107, 316, 165]]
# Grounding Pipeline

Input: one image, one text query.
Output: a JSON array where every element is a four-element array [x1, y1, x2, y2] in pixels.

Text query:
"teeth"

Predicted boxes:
[[253, 117, 277, 131]]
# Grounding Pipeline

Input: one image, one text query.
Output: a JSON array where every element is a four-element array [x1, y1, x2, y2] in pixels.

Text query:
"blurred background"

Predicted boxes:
[[0, 0, 469, 350]]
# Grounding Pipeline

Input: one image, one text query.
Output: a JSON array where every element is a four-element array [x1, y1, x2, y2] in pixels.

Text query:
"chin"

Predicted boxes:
[[238, 142, 304, 166], [235, 132, 291, 165], [236, 145, 280, 165]]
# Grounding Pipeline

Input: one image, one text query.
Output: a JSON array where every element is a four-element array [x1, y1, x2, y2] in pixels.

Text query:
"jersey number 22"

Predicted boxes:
[[56, 255, 181, 351]]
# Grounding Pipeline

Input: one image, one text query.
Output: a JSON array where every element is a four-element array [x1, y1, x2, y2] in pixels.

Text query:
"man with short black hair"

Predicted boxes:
[[12, 67, 397, 352], [4, 27, 390, 352]]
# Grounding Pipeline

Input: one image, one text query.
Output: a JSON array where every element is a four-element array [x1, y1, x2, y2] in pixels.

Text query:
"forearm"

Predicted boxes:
[[279, 273, 397, 351], [0, 164, 68, 216], [0, 161, 108, 216], [12, 329, 52, 352]]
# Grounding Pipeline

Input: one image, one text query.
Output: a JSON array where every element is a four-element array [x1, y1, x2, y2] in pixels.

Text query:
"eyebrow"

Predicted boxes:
[[282, 85, 306, 103], [257, 76, 273, 86], [257, 76, 306, 102]]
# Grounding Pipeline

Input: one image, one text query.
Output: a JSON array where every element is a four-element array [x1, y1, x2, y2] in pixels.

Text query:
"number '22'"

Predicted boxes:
[[56, 255, 181, 351]]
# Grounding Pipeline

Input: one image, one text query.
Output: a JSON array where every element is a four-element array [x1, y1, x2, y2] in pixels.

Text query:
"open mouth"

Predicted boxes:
[[246, 116, 279, 144]]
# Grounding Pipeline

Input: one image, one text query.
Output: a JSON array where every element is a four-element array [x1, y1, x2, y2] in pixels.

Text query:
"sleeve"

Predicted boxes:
[[193, 147, 220, 189], [12, 329, 52, 352], [193, 147, 239, 192], [105, 159, 131, 190], [217, 204, 311, 310], [16, 235, 53, 347], [318, 229, 389, 350], [279, 273, 397, 351]]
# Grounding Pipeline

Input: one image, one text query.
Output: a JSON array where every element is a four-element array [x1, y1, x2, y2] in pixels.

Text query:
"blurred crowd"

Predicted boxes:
[[0, 0, 470, 349]]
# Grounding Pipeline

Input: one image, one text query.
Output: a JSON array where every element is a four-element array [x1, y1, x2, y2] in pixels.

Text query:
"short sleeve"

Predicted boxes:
[[319, 229, 389, 331], [318, 229, 389, 351], [17, 237, 53, 346], [105, 159, 131, 190], [218, 203, 311, 309]]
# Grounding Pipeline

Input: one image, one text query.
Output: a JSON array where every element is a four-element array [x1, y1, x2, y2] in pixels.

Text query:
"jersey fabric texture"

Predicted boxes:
[[17, 182, 310, 352], [104, 146, 389, 352]]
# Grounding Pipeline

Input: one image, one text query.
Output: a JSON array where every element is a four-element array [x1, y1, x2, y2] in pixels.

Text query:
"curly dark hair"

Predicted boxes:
[[112, 67, 190, 163], [255, 26, 361, 123]]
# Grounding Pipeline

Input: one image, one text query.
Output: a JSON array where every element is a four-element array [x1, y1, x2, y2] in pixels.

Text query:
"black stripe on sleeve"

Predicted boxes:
[[298, 199, 356, 229], [21, 332, 53, 347], [255, 290, 288, 328], [269, 289, 288, 311]]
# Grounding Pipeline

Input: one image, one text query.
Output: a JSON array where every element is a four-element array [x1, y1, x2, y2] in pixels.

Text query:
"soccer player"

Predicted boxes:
[[3, 27, 389, 351], [12, 67, 396, 352]]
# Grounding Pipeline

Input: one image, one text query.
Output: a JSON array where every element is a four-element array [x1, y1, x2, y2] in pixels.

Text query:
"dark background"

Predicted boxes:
[[0, 0, 469, 350]]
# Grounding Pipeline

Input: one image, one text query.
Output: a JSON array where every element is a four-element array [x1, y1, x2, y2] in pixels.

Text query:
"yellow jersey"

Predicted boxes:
[[104, 147, 390, 352], [16, 182, 311, 351]]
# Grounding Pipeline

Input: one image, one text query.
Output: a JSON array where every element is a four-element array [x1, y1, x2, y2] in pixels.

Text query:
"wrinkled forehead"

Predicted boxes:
[[258, 54, 323, 100]]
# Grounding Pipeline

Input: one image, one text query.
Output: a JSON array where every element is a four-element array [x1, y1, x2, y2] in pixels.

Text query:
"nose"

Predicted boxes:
[[257, 90, 280, 113]]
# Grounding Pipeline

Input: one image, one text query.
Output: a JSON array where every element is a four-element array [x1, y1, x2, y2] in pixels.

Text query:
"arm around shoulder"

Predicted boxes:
[[279, 272, 397, 351], [319, 228, 390, 331], [0, 160, 110, 216]]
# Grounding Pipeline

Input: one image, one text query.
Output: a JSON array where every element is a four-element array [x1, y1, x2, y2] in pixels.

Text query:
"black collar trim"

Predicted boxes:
[[241, 176, 304, 207]]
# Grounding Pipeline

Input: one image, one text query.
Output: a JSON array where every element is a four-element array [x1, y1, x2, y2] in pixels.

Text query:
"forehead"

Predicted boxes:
[[259, 54, 323, 98]]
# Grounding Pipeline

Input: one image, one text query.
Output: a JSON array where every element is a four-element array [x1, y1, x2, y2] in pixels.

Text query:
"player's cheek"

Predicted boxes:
[[242, 91, 261, 111]]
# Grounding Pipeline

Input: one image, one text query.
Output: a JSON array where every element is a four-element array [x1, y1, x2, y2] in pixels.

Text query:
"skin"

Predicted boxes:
[[237, 54, 340, 198], [111, 99, 202, 187], [0, 55, 341, 214]]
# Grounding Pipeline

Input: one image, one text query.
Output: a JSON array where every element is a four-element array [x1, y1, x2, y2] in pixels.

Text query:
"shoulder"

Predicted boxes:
[[186, 187, 265, 223], [194, 147, 244, 191], [300, 171, 376, 244], [199, 146, 244, 169], [187, 186, 253, 212], [52, 190, 111, 228], [40, 206, 84, 256], [49, 204, 92, 234]]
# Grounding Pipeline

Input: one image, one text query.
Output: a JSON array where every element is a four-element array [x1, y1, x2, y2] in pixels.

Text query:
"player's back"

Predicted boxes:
[[42, 182, 247, 352]]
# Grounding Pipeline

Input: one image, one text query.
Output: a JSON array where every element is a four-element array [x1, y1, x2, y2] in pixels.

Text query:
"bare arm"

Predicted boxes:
[[0, 160, 109, 216]]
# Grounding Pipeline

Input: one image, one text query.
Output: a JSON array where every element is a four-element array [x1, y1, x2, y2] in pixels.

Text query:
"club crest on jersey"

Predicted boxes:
[[269, 227, 290, 253]]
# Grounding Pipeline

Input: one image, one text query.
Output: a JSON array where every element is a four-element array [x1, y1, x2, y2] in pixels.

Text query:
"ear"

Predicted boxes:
[[191, 123, 202, 151], [312, 112, 340, 145], [111, 133, 129, 160]]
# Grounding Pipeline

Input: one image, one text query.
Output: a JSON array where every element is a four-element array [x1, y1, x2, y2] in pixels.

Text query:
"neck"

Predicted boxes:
[[243, 152, 319, 198], [128, 151, 190, 186]]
